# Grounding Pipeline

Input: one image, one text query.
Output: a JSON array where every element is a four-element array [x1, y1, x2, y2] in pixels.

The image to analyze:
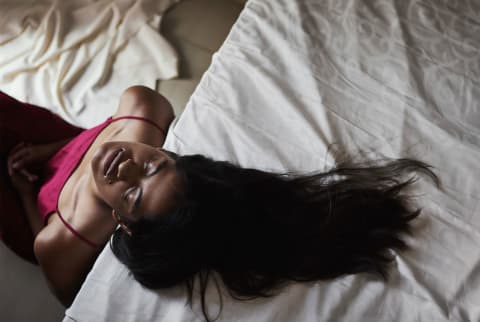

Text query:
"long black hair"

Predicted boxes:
[[111, 154, 438, 321]]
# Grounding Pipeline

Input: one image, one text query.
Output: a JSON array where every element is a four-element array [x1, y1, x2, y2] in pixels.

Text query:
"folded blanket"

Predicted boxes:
[[0, 0, 179, 127]]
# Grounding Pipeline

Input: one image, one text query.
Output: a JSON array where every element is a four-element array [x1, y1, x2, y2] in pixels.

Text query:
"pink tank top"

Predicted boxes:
[[37, 116, 166, 247]]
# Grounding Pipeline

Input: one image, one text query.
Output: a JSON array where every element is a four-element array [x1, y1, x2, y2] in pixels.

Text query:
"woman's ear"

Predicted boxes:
[[112, 210, 133, 236]]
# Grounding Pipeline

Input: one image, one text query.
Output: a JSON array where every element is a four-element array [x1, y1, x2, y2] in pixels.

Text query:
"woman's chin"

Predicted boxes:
[[91, 145, 107, 186]]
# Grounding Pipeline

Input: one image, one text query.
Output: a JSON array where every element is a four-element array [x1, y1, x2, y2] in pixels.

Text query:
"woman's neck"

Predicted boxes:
[[81, 170, 119, 245]]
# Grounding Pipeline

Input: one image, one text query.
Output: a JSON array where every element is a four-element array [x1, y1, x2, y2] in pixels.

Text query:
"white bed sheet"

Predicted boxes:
[[65, 0, 480, 321]]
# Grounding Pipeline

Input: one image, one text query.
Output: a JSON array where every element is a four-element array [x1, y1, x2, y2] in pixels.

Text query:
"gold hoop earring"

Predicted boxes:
[[112, 210, 133, 236]]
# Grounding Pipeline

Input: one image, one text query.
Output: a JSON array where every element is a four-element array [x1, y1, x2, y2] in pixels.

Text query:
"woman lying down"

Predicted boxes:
[[0, 86, 438, 321]]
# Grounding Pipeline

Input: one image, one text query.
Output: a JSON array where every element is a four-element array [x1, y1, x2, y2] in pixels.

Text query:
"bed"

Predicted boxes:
[[60, 0, 479, 320]]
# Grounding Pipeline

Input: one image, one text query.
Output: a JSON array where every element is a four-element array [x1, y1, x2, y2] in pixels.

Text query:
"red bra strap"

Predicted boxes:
[[55, 209, 99, 248], [111, 116, 167, 137]]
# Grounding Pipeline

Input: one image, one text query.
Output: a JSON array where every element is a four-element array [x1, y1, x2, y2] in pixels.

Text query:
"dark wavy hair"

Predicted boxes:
[[111, 154, 438, 321]]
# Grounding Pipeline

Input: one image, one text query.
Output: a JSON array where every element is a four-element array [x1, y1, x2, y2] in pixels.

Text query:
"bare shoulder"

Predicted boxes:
[[34, 216, 101, 306], [111, 86, 175, 146], [115, 86, 175, 129]]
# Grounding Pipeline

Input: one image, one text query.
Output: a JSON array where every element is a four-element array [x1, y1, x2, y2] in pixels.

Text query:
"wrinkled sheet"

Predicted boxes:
[[65, 0, 480, 321], [0, 0, 179, 128]]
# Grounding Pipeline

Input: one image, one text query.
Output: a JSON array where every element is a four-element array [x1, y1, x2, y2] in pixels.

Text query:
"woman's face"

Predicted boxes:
[[91, 141, 181, 222]]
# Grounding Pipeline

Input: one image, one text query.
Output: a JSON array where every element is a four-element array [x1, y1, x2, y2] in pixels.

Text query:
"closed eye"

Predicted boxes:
[[132, 188, 142, 212], [145, 159, 168, 176], [128, 159, 168, 213], [123, 186, 142, 213]]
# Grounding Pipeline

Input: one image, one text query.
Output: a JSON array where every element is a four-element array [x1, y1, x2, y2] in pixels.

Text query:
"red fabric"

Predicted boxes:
[[37, 118, 112, 248], [0, 91, 84, 263]]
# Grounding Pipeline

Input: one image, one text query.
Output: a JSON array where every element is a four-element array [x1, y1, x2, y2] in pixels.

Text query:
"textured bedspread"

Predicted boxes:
[[66, 0, 480, 321]]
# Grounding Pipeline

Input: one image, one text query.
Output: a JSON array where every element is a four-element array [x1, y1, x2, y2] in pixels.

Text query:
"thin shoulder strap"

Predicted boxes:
[[55, 209, 99, 248], [111, 116, 167, 137]]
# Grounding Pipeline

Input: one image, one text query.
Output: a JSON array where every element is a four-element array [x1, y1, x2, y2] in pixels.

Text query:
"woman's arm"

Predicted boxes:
[[7, 151, 43, 236], [7, 139, 73, 235]]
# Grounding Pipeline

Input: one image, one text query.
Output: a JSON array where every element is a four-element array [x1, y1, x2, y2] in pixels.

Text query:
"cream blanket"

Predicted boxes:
[[0, 0, 179, 127]]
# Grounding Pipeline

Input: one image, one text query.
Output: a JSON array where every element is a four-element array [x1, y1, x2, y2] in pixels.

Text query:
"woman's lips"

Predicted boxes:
[[103, 148, 125, 179]]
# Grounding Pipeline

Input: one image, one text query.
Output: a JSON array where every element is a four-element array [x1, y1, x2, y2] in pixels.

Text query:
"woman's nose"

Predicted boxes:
[[117, 159, 142, 183]]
